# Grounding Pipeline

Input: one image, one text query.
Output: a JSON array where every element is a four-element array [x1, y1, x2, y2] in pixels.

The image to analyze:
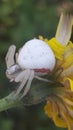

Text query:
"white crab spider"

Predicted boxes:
[[5, 38, 56, 98]]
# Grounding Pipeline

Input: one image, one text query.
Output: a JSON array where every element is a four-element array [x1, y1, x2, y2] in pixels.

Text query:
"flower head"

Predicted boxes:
[[43, 6, 73, 130]]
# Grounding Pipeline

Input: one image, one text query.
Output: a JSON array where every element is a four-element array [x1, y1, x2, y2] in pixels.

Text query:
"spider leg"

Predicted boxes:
[[21, 70, 34, 98], [5, 45, 16, 68], [14, 69, 31, 97], [6, 64, 20, 75], [6, 70, 20, 82], [15, 47, 22, 63], [35, 75, 52, 82], [15, 52, 18, 63], [15, 70, 29, 82]]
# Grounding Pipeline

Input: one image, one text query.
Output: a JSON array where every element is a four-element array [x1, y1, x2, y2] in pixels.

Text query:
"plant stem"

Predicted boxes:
[[0, 92, 20, 112]]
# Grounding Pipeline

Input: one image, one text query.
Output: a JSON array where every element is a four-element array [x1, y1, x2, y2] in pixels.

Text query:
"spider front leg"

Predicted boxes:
[[14, 69, 33, 98], [35, 75, 52, 82], [5, 45, 16, 68], [5, 45, 21, 80], [21, 70, 34, 98]]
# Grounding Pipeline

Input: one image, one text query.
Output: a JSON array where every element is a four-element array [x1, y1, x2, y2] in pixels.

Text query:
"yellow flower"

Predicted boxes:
[[43, 10, 73, 130], [44, 43, 73, 130]]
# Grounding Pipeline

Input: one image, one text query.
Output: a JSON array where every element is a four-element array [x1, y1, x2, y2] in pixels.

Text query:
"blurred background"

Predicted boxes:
[[0, 0, 73, 130]]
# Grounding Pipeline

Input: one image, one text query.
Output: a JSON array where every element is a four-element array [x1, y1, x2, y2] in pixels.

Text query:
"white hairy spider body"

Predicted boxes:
[[5, 39, 56, 98]]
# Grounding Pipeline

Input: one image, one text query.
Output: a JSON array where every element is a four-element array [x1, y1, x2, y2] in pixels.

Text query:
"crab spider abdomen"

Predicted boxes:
[[17, 39, 56, 71]]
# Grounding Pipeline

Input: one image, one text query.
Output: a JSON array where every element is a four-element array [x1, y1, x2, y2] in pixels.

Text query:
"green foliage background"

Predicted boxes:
[[0, 0, 71, 130]]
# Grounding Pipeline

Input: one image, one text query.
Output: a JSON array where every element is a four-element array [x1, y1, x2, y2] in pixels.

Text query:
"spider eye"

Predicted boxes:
[[17, 39, 56, 71]]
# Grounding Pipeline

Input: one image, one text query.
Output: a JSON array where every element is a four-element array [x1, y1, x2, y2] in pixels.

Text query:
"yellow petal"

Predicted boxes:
[[39, 35, 49, 43], [68, 125, 73, 130], [61, 42, 73, 70], [44, 101, 52, 118], [47, 38, 66, 60], [52, 101, 67, 128], [44, 100, 67, 128], [61, 110, 73, 130], [66, 105, 73, 119], [61, 53, 73, 69], [66, 78, 73, 91], [68, 41, 73, 49], [60, 66, 73, 80], [63, 97, 73, 107]]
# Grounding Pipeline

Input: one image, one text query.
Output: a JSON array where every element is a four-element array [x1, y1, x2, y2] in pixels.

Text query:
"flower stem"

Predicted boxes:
[[0, 92, 21, 112]]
